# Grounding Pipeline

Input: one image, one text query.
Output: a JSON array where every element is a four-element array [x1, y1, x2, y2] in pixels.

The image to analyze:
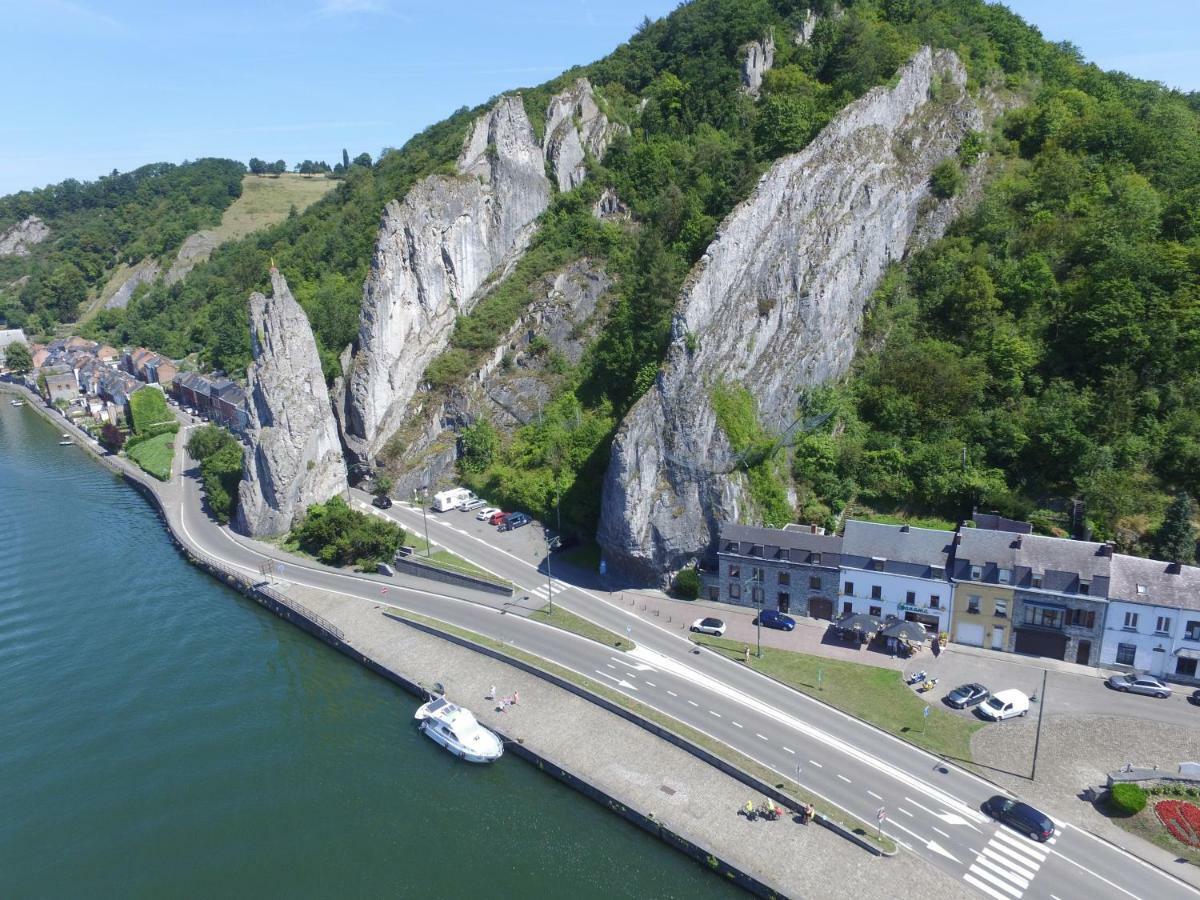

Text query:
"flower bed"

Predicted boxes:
[[1155, 800, 1200, 848]]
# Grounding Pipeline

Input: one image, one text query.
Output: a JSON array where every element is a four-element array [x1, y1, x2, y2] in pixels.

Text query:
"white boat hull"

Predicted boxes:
[[419, 720, 503, 763], [414, 696, 504, 763]]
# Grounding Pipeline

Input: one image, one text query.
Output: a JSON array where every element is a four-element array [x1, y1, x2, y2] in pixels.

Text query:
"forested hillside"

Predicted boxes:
[[0, 159, 245, 329]]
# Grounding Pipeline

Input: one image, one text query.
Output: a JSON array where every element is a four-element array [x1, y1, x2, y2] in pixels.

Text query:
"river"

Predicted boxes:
[[0, 399, 735, 898]]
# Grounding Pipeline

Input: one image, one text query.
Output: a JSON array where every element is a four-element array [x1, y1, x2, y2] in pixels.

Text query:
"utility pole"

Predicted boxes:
[[414, 489, 431, 557], [546, 527, 554, 613], [756, 595, 763, 658], [1031, 668, 1048, 781]]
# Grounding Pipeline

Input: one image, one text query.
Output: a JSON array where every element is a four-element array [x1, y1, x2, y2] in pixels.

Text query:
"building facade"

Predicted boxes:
[[839, 522, 956, 634], [715, 523, 842, 618], [1101, 554, 1200, 684], [949, 527, 1020, 651]]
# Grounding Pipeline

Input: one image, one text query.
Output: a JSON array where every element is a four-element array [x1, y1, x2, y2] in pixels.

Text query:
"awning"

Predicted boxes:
[[879, 618, 927, 642], [1175, 648, 1200, 660]]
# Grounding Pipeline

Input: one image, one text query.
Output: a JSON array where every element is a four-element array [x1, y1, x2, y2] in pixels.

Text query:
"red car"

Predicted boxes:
[[488, 510, 509, 526]]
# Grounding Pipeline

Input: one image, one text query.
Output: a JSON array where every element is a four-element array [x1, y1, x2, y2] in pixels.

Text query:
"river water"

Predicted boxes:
[[0, 400, 735, 898]]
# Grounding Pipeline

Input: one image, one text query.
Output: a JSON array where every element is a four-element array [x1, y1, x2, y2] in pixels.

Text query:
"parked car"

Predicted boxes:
[[976, 689, 1029, 721], [945, 683, 990, 709], [1190, 689, 1200, 707], [372, 494, 393, 509], [499, 512, 531, 532], [476, 506, 500, 521], [982, 796, 1055, 842], [755, 609, 796, 631], [461, 498, 485, 512], [1106, 672, 1171, 699], [488, 510, 509, 526], [690, 617, 727, 637]]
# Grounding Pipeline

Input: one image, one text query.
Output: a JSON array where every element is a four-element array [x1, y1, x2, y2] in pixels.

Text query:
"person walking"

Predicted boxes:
[[487, 685, 496, 700], [743, 645, 751, 663]]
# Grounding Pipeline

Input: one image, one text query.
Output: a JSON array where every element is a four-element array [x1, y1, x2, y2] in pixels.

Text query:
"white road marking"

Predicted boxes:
[[886, 819, 927, 844], [756, 733, 769, 741], [836, 774, 852, 783], [687, 700, 699, 707], [867, 790, 882, 800], [926, 840, 960, 864], [667, 690, 677, 697], [898, 807, 913, 817], [963, 872, 1013, 900], [709, 710, 721, 718], [644, 681, 656, 688], [982, 846, 1036, 880], [975, 855, 1029, 889], [606, 663, 616, 670], [1063, 821, 1185, 891], [783, 746, 795, 754], [932, 827, 950, 838], [592, 670, 638, 691], [965, 864, 1022, 898], [809, 760, 823, 768], [732, 721, 744, 729]]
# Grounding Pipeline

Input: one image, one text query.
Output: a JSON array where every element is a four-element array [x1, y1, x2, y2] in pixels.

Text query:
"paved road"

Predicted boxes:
[[147, 433, 1196, 900]]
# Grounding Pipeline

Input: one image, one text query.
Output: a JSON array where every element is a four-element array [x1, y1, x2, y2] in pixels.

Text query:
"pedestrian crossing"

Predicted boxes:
[[528, 582, 567, 601], [963, 826, 1055, 899]]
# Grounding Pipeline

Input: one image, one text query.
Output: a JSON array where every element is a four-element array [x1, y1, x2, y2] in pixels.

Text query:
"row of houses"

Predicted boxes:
[[712, 515, 1200, 684]]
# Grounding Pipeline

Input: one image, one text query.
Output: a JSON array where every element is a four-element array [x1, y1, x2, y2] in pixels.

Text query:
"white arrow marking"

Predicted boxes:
[[594, 670, 638, 691], [926, 840, 959, 863]]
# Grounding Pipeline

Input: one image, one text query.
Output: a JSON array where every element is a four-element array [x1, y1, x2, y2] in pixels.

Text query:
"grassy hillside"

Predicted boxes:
[[200, 173, 337, 248]]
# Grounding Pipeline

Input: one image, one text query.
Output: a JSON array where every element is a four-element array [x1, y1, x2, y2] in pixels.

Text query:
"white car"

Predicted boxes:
[[690, 617, 727, 637], [461, 498, 486, 512], [976, 689, 1030, 721], [475, 506, 500, 521]]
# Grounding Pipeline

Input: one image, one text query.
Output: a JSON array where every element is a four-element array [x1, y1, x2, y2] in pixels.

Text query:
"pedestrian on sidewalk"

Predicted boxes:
[[744, 645, 751, 663], [487, 685, 496, 700]]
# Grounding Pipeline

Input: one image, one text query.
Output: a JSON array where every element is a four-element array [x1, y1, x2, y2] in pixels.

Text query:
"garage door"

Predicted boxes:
[[809, 597, 834, 621], [955, 623, 985, 647], [1014, 628, 1068, 660]]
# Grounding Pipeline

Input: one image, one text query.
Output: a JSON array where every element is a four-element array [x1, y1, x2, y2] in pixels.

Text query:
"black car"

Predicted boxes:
[[1190, 689, 1200, 707], [499, 511, 531, 532], [945, 683, 990, 709], [982, 796, 1055, 842], [372, 494, 393, 509]]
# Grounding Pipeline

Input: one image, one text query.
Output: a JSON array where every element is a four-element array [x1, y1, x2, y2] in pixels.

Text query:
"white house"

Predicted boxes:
[[1102, 554, 1200, 684], [838, 521, 956, 634]]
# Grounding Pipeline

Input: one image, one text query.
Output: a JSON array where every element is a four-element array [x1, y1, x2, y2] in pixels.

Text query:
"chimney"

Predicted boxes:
[[1014, 534, 1023, 548], [953, 533, 961, 545], [1168, 561, 1182, 575], [1099, 543, 1113, 558]]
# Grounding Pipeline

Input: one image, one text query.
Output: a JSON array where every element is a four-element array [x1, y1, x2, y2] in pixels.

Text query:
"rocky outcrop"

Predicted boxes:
[[598, 48, 982, 582], [166, 231, 220, 285], [543, 78, 622, 192], [378, 258, 612, 498], [794, 8, 820, 45], [740, 32, 775, 97], [103, 259, 161, 309], [593, 187, 631, 222], [234, 269, 347, 536], [0, 216, 49, 256], [342, 94, 551, 463]]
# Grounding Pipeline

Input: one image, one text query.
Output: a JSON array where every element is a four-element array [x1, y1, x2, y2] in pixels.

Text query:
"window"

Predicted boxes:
[[1136, 584, 1147, 595], [728, 564, 740, 578], [778, 572, 790, 586], [906, 591, 916, 604], [871, 585, 882, 600], [931, 595, 941, 609], [1032, 576, 1042, 589], [843, 581, 854, 596], [967, 595, 981, 614], [809, 576, 820, 590], [811, 553, 822, 566], [869, 606, 882, 617], [1025, 606, 1062, 629], [1123, 611, 1139, 630], [1079, 581, 1090, 596], [998, 568, 1011, 584], [752, 567, 764, 582], [1116, 644, 1137, 666], [1186, 621, 1200, 642], [1069, 609, 1096, 629], [729, 583, 741, 600], [970, 565, 982, 580], [778, 592, 790, 607], [842, 601, 853, 614], [1178, 657, 1199, 678], [871, 557, 885, 570], [778, 549, 790, 562], [995, 600, 1008, 617], [1156, 616, 1171, 635]]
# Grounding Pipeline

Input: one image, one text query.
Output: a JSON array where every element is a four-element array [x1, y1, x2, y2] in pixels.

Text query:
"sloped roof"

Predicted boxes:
[[1110, 554, 1200, 611], [842, 520, 955, 569]]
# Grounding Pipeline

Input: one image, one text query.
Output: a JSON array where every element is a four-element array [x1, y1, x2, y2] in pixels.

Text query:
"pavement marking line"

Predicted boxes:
[[732, 721, 744, 729], [783, 746, 795, 754], [606, 664, 616, 670], [985, 838, 1042, 872], [1061, 822, 1191, 892], [992, 829, 1048, 860], [630, 643, 989, 825], [666, 690, 677, 697], [1042, 844, 1143, 900], [809, 760, 823, 768], [709, 710, 721, 718], [974, 855, 1030, 890], [898, 807, 913, 817], [687, 700, 699, 707], [756, 733, 769, 742], [837, 774, 852, 783], [885, 819, 928, 845], [981, 847, 1037, 881], [867, 790, 883, 800], [963, 872, 1017, 900], [644, 681, 656, 687], [933, 827, 950, 838], [964, 864, 1023, 899]]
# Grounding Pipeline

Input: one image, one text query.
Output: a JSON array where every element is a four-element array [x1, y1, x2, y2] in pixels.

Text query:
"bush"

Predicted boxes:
[[128, 388, 172, 434], [673, 567, 701, 600], [929, 159, 964, 199], [1110, 783, 1148, 816], [289, 496, 405, 569]]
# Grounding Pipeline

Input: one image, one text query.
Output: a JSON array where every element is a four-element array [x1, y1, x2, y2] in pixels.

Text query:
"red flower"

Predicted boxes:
[[1155, 800, 1200, 848]]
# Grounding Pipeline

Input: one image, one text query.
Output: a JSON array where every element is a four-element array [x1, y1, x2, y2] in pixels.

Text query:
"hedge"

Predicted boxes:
[[1110, 783, 1148, 816]]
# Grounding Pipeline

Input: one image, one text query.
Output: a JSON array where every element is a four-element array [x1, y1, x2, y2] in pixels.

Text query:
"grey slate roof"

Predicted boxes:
[[841, 521, 955, 579], [1110, 554, 1200, 611], [719, 523, 842, 566], [951, 528, 1022, 582], [1013, 533, 1111, 596]]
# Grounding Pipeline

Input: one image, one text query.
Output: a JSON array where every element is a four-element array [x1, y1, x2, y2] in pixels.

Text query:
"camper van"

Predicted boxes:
[[432, 487, 476, 512]]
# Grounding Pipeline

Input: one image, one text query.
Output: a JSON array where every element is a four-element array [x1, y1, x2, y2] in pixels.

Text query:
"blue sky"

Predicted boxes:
[[0, 0, 1196, 196]]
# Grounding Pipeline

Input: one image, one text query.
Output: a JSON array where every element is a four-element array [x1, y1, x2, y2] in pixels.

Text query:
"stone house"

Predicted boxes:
[[714, 523, 842, 618], [1010, 534, 1111, 665], [839, 521, 956, 634], [1102, 554, 1200, 684], [208, 378, 249, 434], [42, 370, 79, 405], [949, 526, 1021, 651]]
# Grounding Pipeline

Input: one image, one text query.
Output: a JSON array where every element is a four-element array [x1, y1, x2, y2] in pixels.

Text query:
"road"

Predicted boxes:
[[163, 443, 1195, 900]]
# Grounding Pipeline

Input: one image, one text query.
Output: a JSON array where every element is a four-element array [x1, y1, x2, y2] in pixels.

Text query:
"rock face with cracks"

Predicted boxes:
[[543, 78, 621, 192], [598, 48, 983, 582], [740, 32, 776, 97], [235, 269, 347, 536], [341, 94, 550, 462], [0, 216, 49, 256]]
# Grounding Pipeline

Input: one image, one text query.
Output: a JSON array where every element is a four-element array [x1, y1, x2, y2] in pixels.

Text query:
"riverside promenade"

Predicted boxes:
[[0, 380, 975, 898]]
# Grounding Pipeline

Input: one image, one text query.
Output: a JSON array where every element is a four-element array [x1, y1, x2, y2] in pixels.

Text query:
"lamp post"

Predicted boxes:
[[546, 528, 554, 613], [755, 594, 763, 659], [414, 489, 431, 557]]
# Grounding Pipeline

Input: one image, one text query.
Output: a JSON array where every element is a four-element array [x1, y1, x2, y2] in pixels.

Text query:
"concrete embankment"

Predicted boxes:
[[2, 382, 961, 898]]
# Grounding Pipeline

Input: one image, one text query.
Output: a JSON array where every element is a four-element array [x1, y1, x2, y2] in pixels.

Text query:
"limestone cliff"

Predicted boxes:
[[543, 78, 621, 192], [0, 216, 49, 256], [598, 48, 982, 582], [235, 269, 347, 536], [342, 94, 550, 462], [740, 32, 775, 97], [103, 258, 161, 309]]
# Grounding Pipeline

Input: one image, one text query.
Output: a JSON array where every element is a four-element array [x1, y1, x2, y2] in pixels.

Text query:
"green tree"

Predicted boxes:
[[460, 419, 498, 473], [4, 340, 32, 374], [930, 159, 965, 199], [199, 441, 244, 524], [1155, 492, 1197, 564], [373, 474, 393, 498], [754, 94, 813, 158]]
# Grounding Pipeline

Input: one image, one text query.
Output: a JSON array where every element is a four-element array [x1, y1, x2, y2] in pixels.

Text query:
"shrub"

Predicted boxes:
[[289, 496, 405, 569], [1110, 783, 1148, 816], [128, 387, 172, 434], [673, 567, 701, 600], [929, 159, 964, 199]]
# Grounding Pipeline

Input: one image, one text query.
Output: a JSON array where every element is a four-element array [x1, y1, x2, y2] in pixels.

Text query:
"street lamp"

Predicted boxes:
[[546, 527, 554, 613], [755, 593, 763, 659], [414, 489, 431, 557]]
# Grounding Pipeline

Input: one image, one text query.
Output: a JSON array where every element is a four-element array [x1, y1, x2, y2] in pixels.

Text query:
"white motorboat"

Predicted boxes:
[[414, 695, 503, 763], [10, 398, 24, 407]]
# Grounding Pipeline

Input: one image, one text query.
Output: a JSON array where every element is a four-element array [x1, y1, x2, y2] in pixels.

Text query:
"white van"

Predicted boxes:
[[432, 487, 476, 512], [977, 689, 1029, 721]]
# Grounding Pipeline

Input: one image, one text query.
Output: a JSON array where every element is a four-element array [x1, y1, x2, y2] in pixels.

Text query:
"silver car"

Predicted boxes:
[[1107, 672, 1172, 699]]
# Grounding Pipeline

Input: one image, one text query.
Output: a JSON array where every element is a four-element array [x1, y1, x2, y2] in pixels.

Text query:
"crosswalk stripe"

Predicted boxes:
[[529, 586, 549, 599], [993, 829, 1048, 860], [982, 846, 1037, 880], [974, 855, 1030, 889], [963, 873, 1016, 900], [965, 864, 1023, 898]]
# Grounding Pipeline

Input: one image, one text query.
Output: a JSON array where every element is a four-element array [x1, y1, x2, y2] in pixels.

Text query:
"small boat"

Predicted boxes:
[[58, 439, 73, 446], [10, 398, 24, 407], [414, 695, 503, 763]]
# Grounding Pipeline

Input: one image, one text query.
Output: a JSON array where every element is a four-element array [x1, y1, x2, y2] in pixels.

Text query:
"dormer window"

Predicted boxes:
[[970, 565, 982, 580], [998, 568, 1011, 584], [1032, 575, 1042, 589], [811, 553, 821, 566], [1136, 584, 1147, 595], [1079, 581, 1090, 596], [871, 557, 886, 571], [931, 565, 944, 579]]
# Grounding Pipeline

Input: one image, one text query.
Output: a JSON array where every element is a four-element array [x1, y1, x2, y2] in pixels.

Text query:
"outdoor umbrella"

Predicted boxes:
[[878, 618, 928, 643], [833, 612, 882, 636]]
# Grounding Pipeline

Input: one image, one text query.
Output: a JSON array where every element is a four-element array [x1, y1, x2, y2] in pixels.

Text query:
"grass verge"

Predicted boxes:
[[691, 634, 982, 762], [126, 431, 174, 481], [382, 605, 896, 854], [529, 603, 634, 651], [1105, 790, 1200, 865]]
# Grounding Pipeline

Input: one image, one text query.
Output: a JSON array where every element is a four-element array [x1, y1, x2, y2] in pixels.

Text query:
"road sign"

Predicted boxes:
[[923, 705, 931, 718], [877, 806, 887, 822]]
